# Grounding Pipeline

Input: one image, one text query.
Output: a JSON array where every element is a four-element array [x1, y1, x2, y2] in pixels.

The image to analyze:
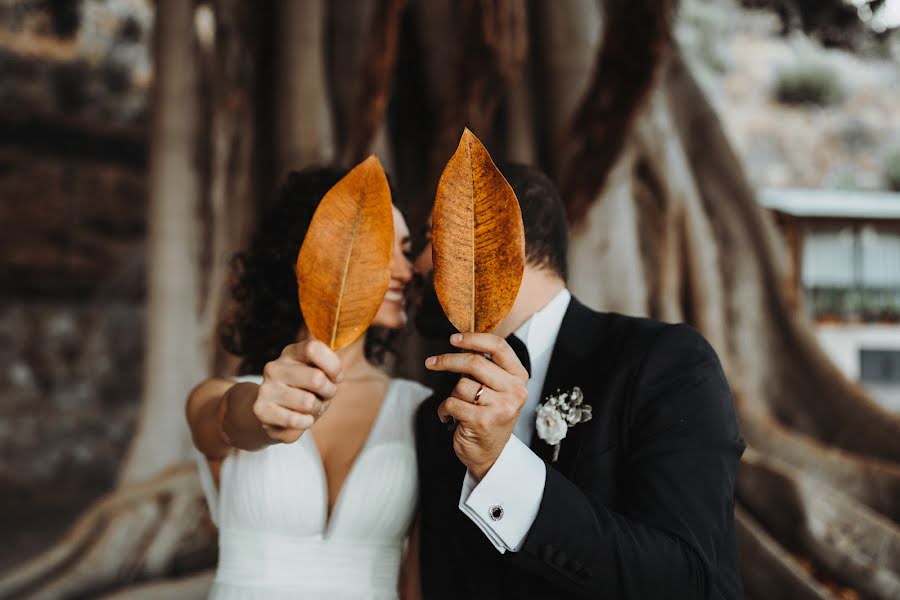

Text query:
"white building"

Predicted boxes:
[[761, 188, 900, 411]]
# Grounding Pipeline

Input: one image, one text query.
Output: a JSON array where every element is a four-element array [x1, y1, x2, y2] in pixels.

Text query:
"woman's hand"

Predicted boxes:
[[187, 339, 344, 460], [252, 339, 344, 444]]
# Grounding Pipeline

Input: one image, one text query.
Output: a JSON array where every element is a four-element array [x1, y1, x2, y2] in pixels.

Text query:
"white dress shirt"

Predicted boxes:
[[458, 288, 572, 553]]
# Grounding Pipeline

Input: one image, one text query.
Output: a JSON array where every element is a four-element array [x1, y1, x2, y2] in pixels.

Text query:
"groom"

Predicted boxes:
[[412, 163, 745, 599]]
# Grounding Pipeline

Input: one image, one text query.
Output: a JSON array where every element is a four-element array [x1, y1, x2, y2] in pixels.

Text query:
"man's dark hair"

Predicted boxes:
[[497, 161, 569, 281], [414, 161, 570, 341]]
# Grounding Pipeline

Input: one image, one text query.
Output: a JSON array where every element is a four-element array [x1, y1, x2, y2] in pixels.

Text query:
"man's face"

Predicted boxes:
[[412, 210, 457, 339]]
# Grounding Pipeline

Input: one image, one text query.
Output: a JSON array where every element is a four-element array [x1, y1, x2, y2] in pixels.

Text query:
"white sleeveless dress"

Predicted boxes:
[[196, 377, 432, 599]]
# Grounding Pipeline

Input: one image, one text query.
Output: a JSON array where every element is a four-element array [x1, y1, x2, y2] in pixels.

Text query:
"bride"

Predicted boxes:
[[186, 167, 429, 599]]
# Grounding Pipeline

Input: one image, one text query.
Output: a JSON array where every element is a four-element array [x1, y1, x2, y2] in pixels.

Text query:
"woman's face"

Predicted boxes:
[[371, 206, 414, 329]]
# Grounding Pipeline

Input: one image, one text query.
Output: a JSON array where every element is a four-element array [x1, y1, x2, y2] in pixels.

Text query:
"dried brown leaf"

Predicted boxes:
[[296, 156, 394, 349], [432, 128, 524, 333]]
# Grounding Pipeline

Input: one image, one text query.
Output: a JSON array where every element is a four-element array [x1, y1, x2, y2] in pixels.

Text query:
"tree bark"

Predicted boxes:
[[97, 570, 213, 600], [200, 0, 263, 379], [117, 0, 206, 486], [736, 506, 835, 600], [330, 0, 405, 167], [275, 0, 335, 178], [529, 0, 601, 177], [738, 449, 900, 600]]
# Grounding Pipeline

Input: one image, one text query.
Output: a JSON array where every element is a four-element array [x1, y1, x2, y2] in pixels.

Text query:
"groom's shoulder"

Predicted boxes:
[[577, 301, 717, 365]]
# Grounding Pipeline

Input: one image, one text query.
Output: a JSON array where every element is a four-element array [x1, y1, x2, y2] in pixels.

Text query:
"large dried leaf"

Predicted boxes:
[[432, 128, 525, 333], [296, 156, 394, 350]]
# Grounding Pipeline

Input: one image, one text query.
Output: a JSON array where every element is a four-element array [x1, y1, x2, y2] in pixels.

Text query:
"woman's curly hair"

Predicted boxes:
[[219, 166, 394, 375]]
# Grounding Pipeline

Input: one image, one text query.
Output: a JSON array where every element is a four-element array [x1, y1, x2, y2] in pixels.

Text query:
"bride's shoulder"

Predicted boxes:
[[390, 378, 432, 406]]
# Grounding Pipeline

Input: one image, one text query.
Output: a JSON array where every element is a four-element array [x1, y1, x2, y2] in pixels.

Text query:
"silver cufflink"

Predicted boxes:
[[489, 505, 504, 521]]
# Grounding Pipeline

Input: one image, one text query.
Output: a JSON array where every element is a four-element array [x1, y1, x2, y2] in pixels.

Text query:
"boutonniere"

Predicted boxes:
[[536, 387, 592, 462]]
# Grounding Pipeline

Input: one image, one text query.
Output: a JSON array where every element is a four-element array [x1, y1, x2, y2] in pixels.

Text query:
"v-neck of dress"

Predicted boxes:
[[306, 379, 395, 535]]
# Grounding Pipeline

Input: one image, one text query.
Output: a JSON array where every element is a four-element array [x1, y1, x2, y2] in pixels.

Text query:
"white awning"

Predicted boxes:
[[760, 188, 900, 220]]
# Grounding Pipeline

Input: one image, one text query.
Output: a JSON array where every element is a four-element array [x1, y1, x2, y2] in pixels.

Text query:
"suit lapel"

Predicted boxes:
[[530, 298, 605, 476]]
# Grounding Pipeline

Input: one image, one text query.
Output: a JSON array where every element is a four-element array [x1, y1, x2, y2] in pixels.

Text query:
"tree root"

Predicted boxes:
[[663, 54, 900, 466], [97, 570, 214, 600], [738, 448, 900, 600], [741, 411, 900, 523], [736, 504, 835, 600], [0, 464, 215, 600]]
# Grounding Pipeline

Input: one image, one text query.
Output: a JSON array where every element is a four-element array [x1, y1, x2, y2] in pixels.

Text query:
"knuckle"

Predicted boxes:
[[262, 361, 278, 380], [258, 383, 276, 404], [310, 369, 326, 389], [298, 392, 316, 412], [252, 401, 265, 420], [514, 383, 528, 404], [306, 340, 324, 361]]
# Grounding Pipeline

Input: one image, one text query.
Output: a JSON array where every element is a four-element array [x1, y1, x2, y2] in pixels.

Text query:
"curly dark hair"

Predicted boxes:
[[219, 166, 395, 375]]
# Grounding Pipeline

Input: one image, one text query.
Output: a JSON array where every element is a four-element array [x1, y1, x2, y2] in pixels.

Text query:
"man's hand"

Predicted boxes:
[[426, 333, 529, 480], [252, 339, 344, 444]]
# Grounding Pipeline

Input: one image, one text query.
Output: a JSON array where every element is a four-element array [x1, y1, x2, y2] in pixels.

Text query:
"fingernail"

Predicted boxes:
[[336, 371, 345, 383], [425, 356, 436, 368], [451, 333, 463, 344]]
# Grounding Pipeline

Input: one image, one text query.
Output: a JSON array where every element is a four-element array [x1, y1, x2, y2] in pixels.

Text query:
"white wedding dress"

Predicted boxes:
[[196, 377, 431, 599]]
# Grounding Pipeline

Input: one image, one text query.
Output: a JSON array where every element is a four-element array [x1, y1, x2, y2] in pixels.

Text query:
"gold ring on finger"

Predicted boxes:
[[473, 385, 485, 405]]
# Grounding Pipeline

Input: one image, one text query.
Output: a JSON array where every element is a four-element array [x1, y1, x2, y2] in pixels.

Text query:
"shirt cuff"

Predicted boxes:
[[457, 434, 547, 553]]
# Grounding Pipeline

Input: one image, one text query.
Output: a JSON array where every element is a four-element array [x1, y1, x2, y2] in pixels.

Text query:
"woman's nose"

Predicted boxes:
[[394, 252, 413, 282]]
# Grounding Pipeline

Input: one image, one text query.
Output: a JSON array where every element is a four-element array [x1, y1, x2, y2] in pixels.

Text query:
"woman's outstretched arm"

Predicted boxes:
[[186, 379, 275, 461], [186, 339, 345, 462]]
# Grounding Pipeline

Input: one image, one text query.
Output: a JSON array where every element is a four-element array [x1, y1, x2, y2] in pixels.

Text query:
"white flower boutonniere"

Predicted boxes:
[[536, 386, 592, 462]]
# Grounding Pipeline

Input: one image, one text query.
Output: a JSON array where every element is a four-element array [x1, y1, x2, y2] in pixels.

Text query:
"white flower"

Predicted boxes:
[[536, 404, 568, 446]]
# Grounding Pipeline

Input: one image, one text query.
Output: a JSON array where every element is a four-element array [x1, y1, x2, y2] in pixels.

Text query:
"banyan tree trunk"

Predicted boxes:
[[4, 1, 899, 598], [275, 0, 335, 178]]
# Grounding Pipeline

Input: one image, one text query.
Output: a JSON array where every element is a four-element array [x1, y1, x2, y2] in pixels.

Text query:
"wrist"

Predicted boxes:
[[469, 436, 514, 482], [470, 457, 498, 482]]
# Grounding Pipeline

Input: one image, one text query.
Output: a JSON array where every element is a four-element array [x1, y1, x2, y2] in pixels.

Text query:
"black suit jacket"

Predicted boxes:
[[415, 297, 745, 599]]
